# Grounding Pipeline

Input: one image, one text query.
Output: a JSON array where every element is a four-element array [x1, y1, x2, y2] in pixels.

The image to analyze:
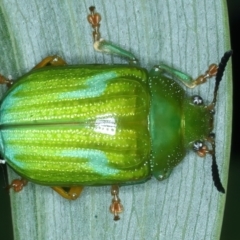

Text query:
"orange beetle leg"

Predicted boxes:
[[8, 178, 28, 192], [109, 185, 124, 221], [52, 186, 84, 200], [33, 56, 67, 69]]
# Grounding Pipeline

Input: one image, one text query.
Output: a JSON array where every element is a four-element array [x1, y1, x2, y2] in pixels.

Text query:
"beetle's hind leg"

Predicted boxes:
[[109, 185, 123, 221], [87, 6, 138, 65], [52, 186, 84, 200]]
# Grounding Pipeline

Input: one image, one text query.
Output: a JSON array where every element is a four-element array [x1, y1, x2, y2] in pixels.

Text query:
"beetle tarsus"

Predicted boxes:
[[8, 178, 28, 192], [109, 185, 123, 221], [87, 6, 101, 42], [194, 64, 218, 86]]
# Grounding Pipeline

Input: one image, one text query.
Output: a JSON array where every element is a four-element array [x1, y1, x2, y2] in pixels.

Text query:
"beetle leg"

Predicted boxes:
[[51, 186, 84, 200], [152, 63, 218, 88], [8, 178, 28, 192], [33, 56, 67, 69], [87, 6, 138, 65], [87, 6, 101, 42], [109, 185, 123, 221], [193, 64, 218, 87]]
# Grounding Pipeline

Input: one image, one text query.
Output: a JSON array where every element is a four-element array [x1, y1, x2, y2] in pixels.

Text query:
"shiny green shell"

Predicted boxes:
[[0, 64, 211, 186]]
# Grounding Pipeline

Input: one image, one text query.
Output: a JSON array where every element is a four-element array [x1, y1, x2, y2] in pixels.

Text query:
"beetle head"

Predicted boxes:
[[185, 51, 232, 193], [183, 95, 214, 148]]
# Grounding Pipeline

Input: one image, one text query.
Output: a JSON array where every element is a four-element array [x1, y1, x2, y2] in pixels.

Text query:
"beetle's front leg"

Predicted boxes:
[[52, 186, 84, 200], [153, 63, 218, 88], [87, 6, 138, 65], [33, 56, 67, 69]]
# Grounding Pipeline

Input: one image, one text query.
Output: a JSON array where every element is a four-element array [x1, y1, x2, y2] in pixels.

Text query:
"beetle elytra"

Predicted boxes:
[[0, 6, 232, 221]]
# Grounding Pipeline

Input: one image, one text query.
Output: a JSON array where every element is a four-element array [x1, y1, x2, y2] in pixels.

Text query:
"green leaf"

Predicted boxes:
[[0, 0, 231, 239]]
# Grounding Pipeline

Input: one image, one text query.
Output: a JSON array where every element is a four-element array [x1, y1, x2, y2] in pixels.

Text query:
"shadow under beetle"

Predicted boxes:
[[0, 6, 232, 221]]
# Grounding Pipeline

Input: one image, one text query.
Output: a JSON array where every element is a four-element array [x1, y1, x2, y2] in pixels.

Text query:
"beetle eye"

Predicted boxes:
[[192, 95, 203, 105], [193, 140, 204, 151]]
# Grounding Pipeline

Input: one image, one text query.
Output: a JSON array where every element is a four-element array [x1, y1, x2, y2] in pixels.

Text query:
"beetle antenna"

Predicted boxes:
[[210, 142, 225, 193], [208, 51, 232, 193], [212, 50, 232, 105]]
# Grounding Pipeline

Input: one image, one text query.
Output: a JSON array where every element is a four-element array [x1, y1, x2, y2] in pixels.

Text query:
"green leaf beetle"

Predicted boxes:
[[0, 6, 231, 221]]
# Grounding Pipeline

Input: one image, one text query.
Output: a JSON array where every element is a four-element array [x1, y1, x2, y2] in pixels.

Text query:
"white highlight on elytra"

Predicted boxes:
[[94, 114, 117, 136]]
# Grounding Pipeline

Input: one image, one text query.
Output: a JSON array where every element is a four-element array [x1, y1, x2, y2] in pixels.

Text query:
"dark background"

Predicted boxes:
[[221, 0, 240, 239], [0, 1, 239, 239]]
